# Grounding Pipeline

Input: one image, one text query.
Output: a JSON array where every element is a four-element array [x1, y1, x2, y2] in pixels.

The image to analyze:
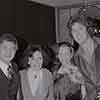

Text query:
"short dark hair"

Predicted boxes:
[[67, 15, 96, 38], [0, 33, 18, 49], [67, 15, 88, 31], [22, 44, 49, 69]]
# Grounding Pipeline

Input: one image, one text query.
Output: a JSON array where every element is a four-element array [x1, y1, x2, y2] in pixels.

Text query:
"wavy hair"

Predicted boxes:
[[21, 44, 50, 69]]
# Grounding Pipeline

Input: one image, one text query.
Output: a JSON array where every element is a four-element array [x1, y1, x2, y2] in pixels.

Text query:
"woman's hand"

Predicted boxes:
[[68, 66, 84, 84], [56, 64, 84, 84]]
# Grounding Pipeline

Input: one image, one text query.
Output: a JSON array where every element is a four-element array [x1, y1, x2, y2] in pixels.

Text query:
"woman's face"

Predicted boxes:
[[28, 50, 43, 70], [72, 22, 88, 45], [58, 45, 72, 64]]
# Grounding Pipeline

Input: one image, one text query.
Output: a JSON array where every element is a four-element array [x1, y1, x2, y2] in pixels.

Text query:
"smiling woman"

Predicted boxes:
[[53, 42, 84, 100], [20, 44, 54, 100]]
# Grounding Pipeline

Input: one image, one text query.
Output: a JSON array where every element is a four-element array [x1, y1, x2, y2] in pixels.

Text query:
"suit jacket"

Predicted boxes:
[[0, 62, 21, 100], [73, 44, 100, 100]]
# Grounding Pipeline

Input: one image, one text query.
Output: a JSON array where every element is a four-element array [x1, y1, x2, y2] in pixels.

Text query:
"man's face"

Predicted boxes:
[[0, 41, 17, 64], [72, 22, 88, 45]]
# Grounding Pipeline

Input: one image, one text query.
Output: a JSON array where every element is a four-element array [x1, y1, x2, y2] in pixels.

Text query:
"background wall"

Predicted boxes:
[[0, 0, 16, 33], [56, 5, 100, 43], [16, 0, 56, 45], [0, 0, 56, 45]]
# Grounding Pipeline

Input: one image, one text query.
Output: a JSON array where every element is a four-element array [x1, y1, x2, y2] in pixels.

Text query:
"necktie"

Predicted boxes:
[[96, 88, 100, 100], [7, 65, 13, 79]]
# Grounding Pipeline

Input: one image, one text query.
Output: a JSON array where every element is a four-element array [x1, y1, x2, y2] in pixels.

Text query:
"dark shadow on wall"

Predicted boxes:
[[12, 34, 28, 70], [24, 0, 56, 45]]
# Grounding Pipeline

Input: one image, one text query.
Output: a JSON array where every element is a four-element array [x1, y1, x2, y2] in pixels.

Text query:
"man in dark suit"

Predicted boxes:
[[0, 33, 22, 100]]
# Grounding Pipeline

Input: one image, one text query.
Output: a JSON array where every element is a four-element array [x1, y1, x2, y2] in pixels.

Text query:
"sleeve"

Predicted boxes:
[[17, 71, 23, 100], [45, 69, 54, 100]]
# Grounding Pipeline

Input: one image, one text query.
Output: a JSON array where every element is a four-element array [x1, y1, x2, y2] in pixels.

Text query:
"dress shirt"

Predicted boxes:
[[0, 60, 10, 78]]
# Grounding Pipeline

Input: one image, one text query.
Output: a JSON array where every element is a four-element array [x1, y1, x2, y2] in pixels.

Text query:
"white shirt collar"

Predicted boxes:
[[0, 60, 10, 77]]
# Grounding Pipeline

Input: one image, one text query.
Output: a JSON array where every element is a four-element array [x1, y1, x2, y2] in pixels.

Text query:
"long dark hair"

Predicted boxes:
[[21, 44, 49, 69]]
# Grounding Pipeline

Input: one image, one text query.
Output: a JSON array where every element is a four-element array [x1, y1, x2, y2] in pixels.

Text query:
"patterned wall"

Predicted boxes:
[[56, 5, 100, 43]]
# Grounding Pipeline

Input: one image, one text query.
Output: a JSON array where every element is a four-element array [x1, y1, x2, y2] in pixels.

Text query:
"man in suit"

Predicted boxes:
[[0, 33, 22, 100]]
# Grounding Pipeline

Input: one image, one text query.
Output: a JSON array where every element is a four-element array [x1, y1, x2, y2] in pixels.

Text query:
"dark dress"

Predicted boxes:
[[54, 73, 81, 100], [65, 89, 81, 100], [73, 44, 100, 100]]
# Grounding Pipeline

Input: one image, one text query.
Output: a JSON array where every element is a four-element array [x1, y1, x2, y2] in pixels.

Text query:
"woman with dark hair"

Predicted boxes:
[[68, 15, 100, 100], [20, 44, 54, 100], [54, 42, 85, 100]]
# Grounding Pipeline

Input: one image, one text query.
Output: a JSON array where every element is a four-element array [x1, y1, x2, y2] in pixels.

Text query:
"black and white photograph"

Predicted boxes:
[[0, 0, 100, 100]]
